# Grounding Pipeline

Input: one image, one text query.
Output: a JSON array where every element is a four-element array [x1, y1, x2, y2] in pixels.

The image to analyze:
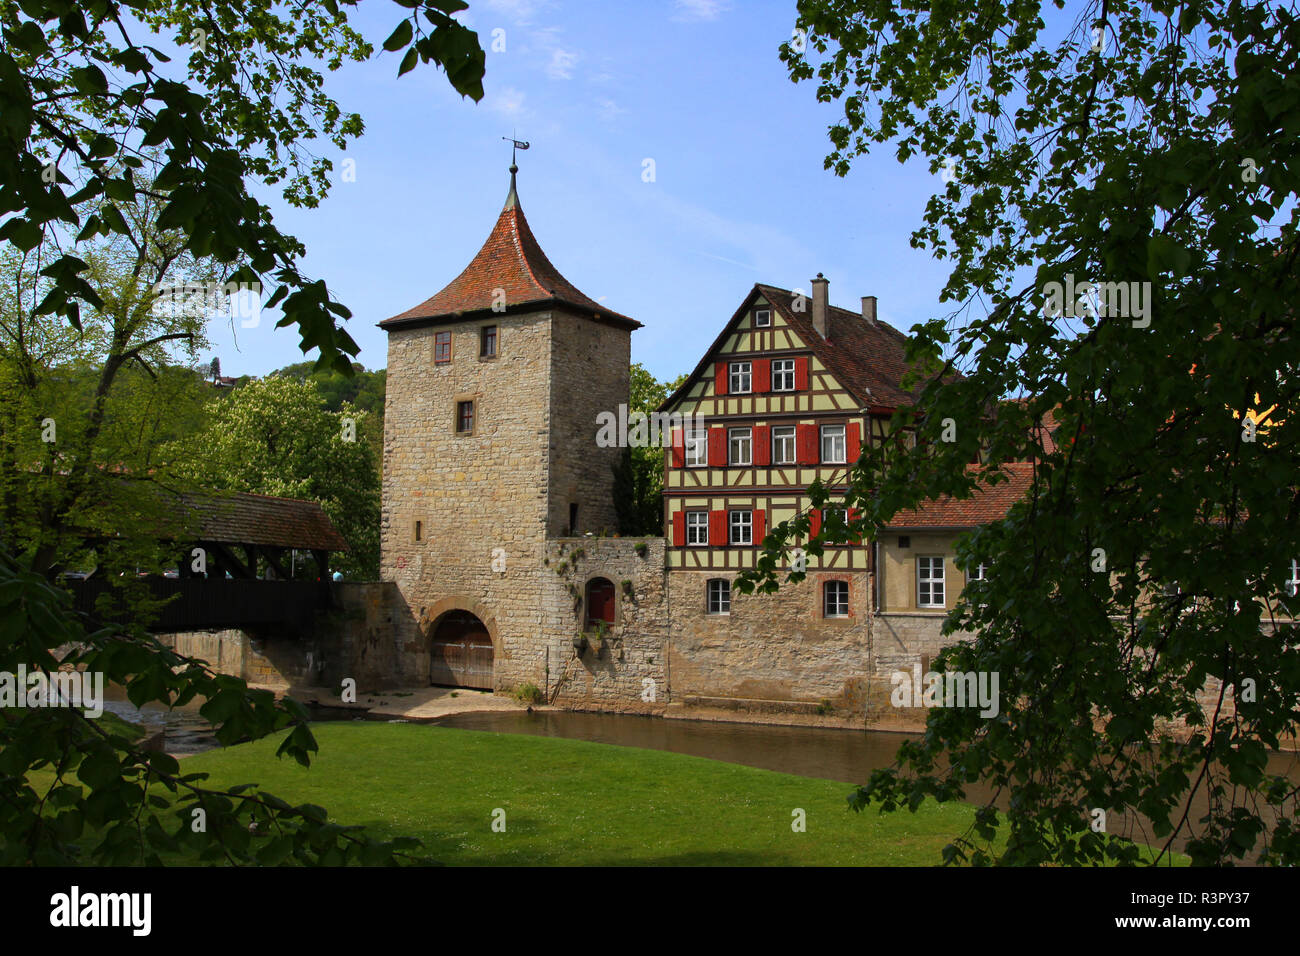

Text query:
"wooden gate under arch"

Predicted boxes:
[[429, 610, 494, 690]]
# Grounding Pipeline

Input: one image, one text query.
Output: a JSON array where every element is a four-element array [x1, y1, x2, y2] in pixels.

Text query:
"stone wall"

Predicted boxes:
[[666, 570, 872, 720], [545, 537, 669, 713], [547, 309, 628, 536]]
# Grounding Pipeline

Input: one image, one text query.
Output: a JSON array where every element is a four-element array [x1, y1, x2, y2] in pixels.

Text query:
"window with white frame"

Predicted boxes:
[[685, 511, 708, 546], [729, 361, 752, 394], [772, 358, 796, 391], [1287, 559, 1300, 598], [820, 424, 846, 463], [707, 578, 731, 614], [918, 556, 945, 608], [754, 308, 771, 328], [824, 580, 849, 618], [969, 563, 988, 581], [729, 510, 752, 545], [685, 425, 707, 467], [728, 427, 752, 465], [772, 425, 797, 465]]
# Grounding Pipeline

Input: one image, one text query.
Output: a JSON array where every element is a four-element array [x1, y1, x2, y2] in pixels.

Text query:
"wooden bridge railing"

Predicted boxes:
[[65, 577, 329, 632]]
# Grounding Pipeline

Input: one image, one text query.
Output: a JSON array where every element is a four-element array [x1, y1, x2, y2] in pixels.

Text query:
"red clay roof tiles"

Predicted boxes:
[[380, 172, 640, 331]]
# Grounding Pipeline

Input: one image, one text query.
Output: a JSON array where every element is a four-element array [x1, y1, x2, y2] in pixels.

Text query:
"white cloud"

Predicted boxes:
[[487, 86, 527, 117], [480, 0, 548, 24], [596, 98, 625, 121], [546, 48, 578, 80], [672, 0, 730, 22]]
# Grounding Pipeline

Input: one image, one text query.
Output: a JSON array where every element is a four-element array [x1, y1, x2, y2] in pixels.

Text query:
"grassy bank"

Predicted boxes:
[[18, 721, 1185, 865]]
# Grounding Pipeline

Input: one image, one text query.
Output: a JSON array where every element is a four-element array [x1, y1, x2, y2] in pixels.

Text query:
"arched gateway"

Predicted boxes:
[[429, 610, 494, 690]]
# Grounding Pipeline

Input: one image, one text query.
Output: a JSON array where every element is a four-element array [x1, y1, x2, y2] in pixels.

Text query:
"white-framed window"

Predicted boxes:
[[729, 510, 752, 545], [820, 424, 846, 463], [729, 361, 752, 394], [728, 427, 752, 465], [824, 580, 849, 618], [754, 308, 771, 328], [707, 578, 731, 615], [918, 556, 945, 608], [772, 425, 797, 465], [969, 563, 987, 581], [685, 425, 707, 467], [1287, 559, 1300, 598], [772, 358, 796, 391], [685, 511, 709, 546]]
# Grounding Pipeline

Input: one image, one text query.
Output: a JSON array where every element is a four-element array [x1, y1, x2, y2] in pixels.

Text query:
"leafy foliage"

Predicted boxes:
[[0, 0, 484, 864], [171, 375, 381, 579], [0, 0, 485, 372], [613, 363, 687, 536], [739, 0, 1300, 865]]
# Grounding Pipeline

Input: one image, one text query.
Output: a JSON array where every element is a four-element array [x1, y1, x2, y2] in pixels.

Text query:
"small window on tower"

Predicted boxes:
[[456, 399, 475, 435], [480, 325, 497, 358], [434, 331, 452, 364]]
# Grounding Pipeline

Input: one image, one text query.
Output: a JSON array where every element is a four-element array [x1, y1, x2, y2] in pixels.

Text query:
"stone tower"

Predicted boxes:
[[378, 165, 651, 697]]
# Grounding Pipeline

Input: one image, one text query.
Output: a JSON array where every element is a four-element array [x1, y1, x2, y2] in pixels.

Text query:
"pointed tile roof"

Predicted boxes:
[[380, 167, 641, 331]]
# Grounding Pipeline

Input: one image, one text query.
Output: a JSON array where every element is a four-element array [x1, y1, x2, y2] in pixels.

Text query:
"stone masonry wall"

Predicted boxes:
[[545, 537, 669, 713], [666, 570, 872, 719], [546, 309, 628, 536]]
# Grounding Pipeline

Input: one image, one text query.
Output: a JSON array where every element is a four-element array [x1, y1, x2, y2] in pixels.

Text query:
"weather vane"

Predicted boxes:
[[503, 135, 530, 167]]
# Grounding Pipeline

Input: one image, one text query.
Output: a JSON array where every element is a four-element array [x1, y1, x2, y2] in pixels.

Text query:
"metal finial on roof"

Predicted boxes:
[[502, 136, 529, 209]]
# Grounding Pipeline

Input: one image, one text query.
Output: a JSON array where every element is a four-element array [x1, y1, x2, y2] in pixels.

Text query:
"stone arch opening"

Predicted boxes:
[[429, 609, 494, 690]]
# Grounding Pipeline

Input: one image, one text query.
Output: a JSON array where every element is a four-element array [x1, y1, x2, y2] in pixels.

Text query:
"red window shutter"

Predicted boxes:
[[672, 512, 685, 547], [752, 425, 771, 466], [753, 509, 766, 546], [797, 423, 819, 464], [708, 427, 727, 466], [715, 362, 728, 396], [809, 509, 822, 538], [847, 422, 861, 463], [848, 508, 861, 544], [794, 357, 809, 391], [671, 428, 684, 468], [753, 359, 771, 393], [709, 509, 727, 547]]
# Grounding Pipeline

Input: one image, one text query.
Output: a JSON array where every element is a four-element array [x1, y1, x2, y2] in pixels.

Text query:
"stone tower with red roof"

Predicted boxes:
[[378, 165, 669, 704]]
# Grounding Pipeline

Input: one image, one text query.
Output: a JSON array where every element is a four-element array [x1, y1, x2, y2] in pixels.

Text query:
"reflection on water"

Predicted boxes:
[[434, 710, 920, 784]]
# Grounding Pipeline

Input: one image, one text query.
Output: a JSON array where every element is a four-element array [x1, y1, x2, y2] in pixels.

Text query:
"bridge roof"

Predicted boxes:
[[162, 489, 350, 552]]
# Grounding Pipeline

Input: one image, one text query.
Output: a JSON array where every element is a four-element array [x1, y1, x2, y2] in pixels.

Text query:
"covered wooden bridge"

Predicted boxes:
[[68, 489, 350, 632]]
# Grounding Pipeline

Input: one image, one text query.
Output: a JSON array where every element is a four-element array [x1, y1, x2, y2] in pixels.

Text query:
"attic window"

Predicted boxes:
[[754, 308, 771, 328]]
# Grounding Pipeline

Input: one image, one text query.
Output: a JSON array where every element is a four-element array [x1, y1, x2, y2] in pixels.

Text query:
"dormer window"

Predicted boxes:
[[754, 308, 771, 328], [729, 361, 752, 394]]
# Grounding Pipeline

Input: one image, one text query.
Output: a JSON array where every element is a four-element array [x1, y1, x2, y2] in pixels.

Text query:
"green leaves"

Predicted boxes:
[[775, 0, 1300, 866], [383, 18, 414, 52]]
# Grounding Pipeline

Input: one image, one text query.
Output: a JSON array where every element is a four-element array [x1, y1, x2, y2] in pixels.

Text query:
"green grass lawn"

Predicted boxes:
[[19, 721, 1186, 865], [181, 722, 975, 865]]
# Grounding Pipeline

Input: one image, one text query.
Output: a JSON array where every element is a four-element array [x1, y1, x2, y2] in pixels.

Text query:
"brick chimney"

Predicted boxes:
[[811, 273, 829, 339], [861, 295, 877, 326]]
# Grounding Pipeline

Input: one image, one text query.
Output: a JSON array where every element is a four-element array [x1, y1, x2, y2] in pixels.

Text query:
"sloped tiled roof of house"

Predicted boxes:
[[661, 282, 934, 413], [380, 168, 641, 331], [758, 285, 924, 410], [885, 462, 1036, 529]]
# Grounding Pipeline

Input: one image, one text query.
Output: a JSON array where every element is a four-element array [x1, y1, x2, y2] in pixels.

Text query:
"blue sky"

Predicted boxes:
[[207, 0, 957, 384]]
